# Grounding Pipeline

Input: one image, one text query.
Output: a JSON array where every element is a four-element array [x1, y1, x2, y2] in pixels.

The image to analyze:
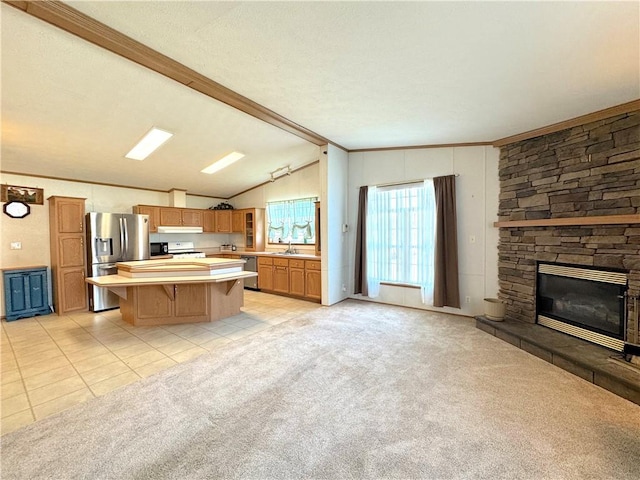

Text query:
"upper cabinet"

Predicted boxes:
[[159, 207, 183, 226], [232, 210, 244, 233], [132, 205, 263, 250], [203, 210, 216, 233], [55, 197, 85, 233], [181, 209, 203, 227], [243, 208, 265, 252], [135, 205, 204, 228], [133, 205, 159, 233], [215, 210, 232, 233]]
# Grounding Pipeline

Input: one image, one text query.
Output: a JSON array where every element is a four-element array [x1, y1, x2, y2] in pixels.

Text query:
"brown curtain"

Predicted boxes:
[[433, 175, 460, 308], [354, 186, 368, 296]]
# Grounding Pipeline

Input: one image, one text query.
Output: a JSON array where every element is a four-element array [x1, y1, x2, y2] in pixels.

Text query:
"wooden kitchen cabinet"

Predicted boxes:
[[158, 207, 203, 227], [181, 209, 203, 227], [159, 207, 182, 226], [48, 196, 87, 315], [305, 260, 322, 300], [289, 259, 305, 297], [273, 258, 289, 294], [129, 283, 209, 323], [257, 257, 273, 291], [232, 209, 244, 233], [203, 210, 216, 233], [133, 205, 159, 233], [215, 210, 232, 233], [243, 209, 265, 252]]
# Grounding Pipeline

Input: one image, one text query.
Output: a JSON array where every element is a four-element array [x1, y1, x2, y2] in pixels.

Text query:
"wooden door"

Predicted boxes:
[[203, 210, 216, 232], [135, 285, 173, 319], [273, 258, 289, 293], [258, 259, 273, 290], [232, 210, 244, 233], [159, 207, 182, 226], [60, 268, 87, 312], [290, 267, 305, 297], [175, 284, 209, 317], [244, 210, 255, 250], [305, 270, 321, 299], [134, 205, 159, 233], [59, 237, 85, 268], [56, 198, 84, 233], [216, 211, 232, 233], [181, 209, 203, 227]]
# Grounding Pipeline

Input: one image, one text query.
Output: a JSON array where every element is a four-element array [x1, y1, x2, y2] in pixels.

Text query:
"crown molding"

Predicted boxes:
[[493, 99, 640, 147]]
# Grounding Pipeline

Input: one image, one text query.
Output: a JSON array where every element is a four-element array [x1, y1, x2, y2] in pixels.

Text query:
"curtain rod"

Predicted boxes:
[[374, 174, 459, 189]]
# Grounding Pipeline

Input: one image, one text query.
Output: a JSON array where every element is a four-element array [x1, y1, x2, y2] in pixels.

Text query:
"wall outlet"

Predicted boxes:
[[10, 242, 22, 250], [465, 296, 471, 304], [342, 284, 346, 292]]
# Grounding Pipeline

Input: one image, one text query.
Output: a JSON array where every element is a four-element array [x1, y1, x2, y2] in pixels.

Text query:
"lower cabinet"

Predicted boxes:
[[2, 267, 52, 321], [130, 284, 209, 324], [289, 259, 305, 297], [257, 256, 320, 302], [272, 258, 289, 294], [257, 257, 274, 290]]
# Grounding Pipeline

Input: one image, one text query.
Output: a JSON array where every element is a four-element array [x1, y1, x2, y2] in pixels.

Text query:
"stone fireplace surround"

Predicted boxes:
[[482, 107, 640, 404]]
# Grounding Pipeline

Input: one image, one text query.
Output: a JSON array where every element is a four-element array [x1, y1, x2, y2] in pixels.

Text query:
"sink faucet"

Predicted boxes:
[[284, 240, 297, 254]]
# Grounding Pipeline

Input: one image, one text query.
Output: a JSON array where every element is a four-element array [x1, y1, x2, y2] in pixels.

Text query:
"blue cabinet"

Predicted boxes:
[[3, 267, 52, 321]]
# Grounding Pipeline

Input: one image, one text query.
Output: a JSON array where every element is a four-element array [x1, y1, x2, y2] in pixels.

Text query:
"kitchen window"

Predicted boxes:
[[266, 197, 316, 244]]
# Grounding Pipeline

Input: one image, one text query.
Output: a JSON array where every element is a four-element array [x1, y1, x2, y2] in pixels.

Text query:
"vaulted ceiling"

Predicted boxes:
[[1, 1, 638, 198]]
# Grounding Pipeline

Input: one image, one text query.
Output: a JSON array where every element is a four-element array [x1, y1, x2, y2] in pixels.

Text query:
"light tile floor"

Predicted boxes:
[[1, 291, 321, 435]]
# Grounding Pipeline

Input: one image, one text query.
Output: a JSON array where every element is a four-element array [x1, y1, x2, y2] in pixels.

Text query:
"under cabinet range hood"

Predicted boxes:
[[157, 226, 203, 234]]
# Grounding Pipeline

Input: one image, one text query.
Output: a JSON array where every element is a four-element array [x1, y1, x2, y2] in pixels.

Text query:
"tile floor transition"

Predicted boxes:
[[1, 291, 321, 435]]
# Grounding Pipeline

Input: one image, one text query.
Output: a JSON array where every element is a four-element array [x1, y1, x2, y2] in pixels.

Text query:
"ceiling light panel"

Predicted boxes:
[[201, 151, 245, 174], [125, 127, 173, 160]]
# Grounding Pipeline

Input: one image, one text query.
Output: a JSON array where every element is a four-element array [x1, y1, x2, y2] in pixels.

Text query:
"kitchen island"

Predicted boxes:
[[86, 258, 257, 326]]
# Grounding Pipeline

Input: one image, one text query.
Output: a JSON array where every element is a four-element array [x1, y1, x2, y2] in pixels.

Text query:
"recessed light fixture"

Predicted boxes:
[[201, 151, 245, 174], [125, 127, 173, 160]]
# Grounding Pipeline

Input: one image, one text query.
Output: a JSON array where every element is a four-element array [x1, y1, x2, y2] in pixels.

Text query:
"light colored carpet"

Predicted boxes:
[[2, 299, 639, 479]]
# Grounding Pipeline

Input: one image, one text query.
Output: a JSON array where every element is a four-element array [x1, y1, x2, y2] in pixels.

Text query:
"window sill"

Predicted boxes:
[[380, 281, 421, 289]]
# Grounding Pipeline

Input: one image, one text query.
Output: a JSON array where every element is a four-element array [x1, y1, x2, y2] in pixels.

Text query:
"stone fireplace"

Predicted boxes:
[[496, 109, 639, 355]]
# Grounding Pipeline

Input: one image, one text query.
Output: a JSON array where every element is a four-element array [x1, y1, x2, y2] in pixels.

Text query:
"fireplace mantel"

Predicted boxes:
[[494, 214, 640, 228]]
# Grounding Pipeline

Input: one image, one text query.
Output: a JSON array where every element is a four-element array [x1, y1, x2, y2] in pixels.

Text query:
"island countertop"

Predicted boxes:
[[87, 257, 255, 286]]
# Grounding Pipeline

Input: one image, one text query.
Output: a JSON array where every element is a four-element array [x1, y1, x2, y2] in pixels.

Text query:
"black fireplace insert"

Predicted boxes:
[[536, 262, 627, 343]]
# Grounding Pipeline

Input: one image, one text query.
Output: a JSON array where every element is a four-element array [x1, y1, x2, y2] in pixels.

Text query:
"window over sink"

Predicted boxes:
[[266, 197, 316, 245]]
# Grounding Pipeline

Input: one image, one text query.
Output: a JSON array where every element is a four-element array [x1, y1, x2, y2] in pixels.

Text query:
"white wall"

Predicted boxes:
[[230, 161, 321, 255], [346, 146, 499, 316], [0, 173, 225, 316], [320, 144, 349, 306]]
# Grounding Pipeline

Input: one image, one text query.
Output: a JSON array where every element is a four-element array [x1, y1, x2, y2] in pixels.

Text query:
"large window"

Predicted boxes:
[[266, 197, 316, 245], [366, 180, 436, 303]]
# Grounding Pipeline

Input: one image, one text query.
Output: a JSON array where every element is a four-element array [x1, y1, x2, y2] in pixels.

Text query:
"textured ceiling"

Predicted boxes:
[[2, 1, 639, 197]]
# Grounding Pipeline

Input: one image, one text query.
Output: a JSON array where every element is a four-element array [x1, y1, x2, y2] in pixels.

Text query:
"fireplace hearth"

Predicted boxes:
[[536, 263, 627, 351]]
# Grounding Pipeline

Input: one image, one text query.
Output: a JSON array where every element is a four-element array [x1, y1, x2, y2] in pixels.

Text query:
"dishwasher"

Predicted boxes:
[[241, 255, 259, 290]]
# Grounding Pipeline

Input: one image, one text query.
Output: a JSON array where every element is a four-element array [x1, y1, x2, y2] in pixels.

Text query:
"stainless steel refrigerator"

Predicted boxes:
[[86, 212, 150, 311]]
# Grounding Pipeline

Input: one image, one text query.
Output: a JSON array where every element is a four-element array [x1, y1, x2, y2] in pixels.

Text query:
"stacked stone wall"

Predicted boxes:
[[498, 111, 640, 336]]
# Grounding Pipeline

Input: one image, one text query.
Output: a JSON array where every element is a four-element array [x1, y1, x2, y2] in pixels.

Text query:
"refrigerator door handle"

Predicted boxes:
[[119, 217, 125, 259], [123, 217, 129, 257]]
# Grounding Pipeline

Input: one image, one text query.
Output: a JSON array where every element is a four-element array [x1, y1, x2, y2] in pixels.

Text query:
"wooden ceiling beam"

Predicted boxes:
[[3, 0, 337, 148]]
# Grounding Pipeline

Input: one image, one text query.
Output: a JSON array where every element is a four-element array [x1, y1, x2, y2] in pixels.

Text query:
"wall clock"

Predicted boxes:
[[3, 201, 31, 219]]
